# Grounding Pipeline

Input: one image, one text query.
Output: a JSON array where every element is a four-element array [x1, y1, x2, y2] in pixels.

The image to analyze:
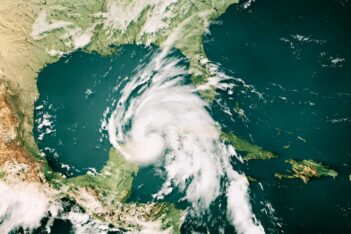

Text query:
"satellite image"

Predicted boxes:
[[0, 0, 350, 233]]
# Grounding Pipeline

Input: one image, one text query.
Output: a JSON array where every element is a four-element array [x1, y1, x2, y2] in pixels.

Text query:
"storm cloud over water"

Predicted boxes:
[[107, 49, 264, 234]]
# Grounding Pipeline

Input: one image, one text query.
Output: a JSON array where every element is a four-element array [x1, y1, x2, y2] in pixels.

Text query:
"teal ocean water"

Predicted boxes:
[[204, 0, 351, 233], [34, 46, 156, 176], [33, 0, 351, 233]]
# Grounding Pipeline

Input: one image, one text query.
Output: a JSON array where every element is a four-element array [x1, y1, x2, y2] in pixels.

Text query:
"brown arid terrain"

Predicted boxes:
[[0, 0, 238, 182], [0, 82, 44, 182], [1, 0, 273, 232], [0, 0, 55, 182], [0, 0, 228, 231]]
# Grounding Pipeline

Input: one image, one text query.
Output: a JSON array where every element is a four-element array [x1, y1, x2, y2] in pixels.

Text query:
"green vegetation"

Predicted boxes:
[[146, 203, 183, 234], [67, 148, 137, 203], [0, 170, 5, 180], [25, 1, 239, 229], [2, 0, 238, 231], [221, 132, 278, 160], [29, 0, 238, 103], [64, 148, 182, 232], [275, 159, 338, 183], [42, 162, 64, 190]]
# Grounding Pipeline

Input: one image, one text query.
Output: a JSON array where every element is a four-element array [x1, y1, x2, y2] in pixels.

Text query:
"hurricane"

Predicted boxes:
[[107, 49, 264, 234]]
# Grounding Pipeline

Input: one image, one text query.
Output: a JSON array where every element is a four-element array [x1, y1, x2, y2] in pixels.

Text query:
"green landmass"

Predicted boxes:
[[0, 170, 5, 180], [0, 0, 238, 231], [66, 148, 138, 203], [53, 148, 182, 232], [275, 159, 338, 183], [2, 0, 345, 231], [221, 132, 278, 160]]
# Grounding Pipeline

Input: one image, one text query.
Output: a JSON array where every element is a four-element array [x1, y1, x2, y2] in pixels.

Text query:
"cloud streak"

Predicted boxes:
[[107, 49, 265, 234]]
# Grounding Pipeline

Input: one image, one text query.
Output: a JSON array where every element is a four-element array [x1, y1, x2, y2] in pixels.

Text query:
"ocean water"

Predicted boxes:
[[204, 0, 351, 233], [32, 0, 351, 233], [34, 45, 157, 176]]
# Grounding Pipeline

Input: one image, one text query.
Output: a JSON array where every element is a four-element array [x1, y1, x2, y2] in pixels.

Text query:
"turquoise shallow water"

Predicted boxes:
[[32, 0, 351, 233]]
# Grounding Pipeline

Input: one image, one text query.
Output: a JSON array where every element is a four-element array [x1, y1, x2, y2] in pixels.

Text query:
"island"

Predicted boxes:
[[275, 159, 338, 183], [221, 132, 278, 160], [0, 0, 240, 232]]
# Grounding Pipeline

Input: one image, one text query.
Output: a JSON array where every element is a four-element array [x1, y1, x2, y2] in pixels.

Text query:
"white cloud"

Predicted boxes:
[[31, 11, 72, 40], [107, 49, 265, 233], [0, 181, 58, 233]]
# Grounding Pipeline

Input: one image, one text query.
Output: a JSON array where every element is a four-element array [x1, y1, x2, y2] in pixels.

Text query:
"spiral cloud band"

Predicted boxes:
[[107, 49, 264, 234]]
